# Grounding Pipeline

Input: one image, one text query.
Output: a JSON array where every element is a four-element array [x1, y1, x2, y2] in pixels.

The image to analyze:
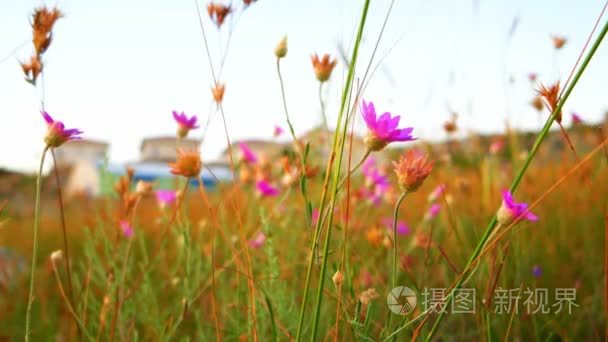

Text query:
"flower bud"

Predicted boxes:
[[332, 270, 343, 287], [50, 250, 63, 262], [274, 36, 287, 58]]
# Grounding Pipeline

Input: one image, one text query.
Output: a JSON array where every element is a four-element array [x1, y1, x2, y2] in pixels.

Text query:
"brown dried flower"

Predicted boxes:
[[537, 81, 562, 123], [551, 35, 567, 50], [311, 53, 337, 82], [207, 3, 231, 28], [530, 96, 544, 112], [169, 149, 202, 178], [212, 83, 225, 104], [31, 6, 63, 34], [33, 30, 53, 55], [20, 55, 43, 85]]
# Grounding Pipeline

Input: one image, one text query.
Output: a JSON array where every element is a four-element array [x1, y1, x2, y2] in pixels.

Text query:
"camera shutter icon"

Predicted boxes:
[[387, 286, 417, 315]]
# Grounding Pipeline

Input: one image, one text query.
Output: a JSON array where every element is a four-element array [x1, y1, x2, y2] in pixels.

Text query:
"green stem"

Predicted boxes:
[[392, 192, 408, 289], [295, 0, 369, 335], [424, 17, 608, 341], [306, 151, 371, 269], [319, 82, 331, 147], [25, 145, 48, 341], [383, 191, 407, 338], [109, 235, 134, 341], [315, 149, 371, 261], [50, 149, 75, 310], [308, 1, 371, 341], [337, 150, 371, 191], [276, 58, 304, 167], [295, 148, 369, 340]]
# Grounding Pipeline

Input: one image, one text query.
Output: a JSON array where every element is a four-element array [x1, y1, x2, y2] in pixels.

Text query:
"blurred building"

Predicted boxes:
[[47, 139, 109, 198], [109, 136, 232, 189], [222, 127, 391, 166], [221, 138, 286, 163], [140, 136, 201, 162]]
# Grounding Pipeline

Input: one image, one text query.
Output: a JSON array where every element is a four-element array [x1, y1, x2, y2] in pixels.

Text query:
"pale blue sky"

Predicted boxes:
[[1, 0, 607, 171]]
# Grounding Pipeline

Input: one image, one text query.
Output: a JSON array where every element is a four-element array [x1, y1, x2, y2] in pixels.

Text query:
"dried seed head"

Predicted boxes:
[[32, 6, 63, 33], [537, 81, 562, 123], [20, 55, 43, 85], [33, 30, 53, 55], [207, 3, 231, 28]]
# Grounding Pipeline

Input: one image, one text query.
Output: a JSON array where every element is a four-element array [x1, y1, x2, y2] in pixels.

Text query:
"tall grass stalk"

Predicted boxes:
[[295, 0, 370, 339], [333, 124, 357, 341], [194, 1, 258, 337], [50, 149, 75, 310], [424, 17, 608, 341], [25, 146, 49, 341], [309, 1, 371, 340], [50, 255, 93, 339]]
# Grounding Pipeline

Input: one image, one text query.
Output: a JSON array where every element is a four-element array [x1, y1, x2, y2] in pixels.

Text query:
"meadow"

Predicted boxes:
[[1, 1, 608, 341]]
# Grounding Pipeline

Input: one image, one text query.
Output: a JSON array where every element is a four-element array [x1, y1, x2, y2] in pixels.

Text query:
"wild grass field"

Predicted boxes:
[[2, 1, 608, 341]]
